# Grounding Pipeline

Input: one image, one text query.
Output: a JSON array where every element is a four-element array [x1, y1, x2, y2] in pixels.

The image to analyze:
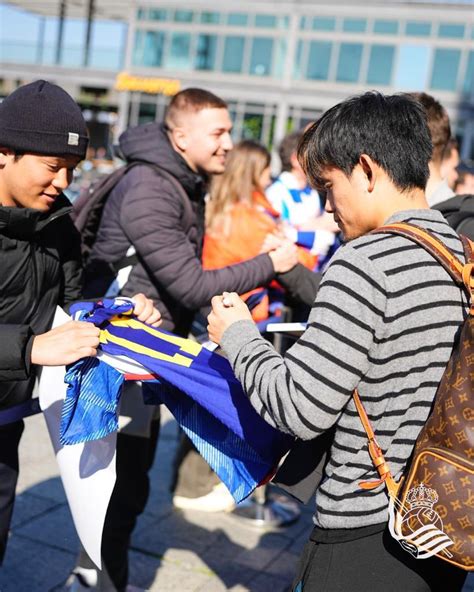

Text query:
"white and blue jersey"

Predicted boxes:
[[266, 171, 322, 227]]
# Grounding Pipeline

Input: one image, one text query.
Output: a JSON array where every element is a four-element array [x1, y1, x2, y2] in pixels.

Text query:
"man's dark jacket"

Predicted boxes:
[[433, 194, 474, 240], [85, 122, 275, 335], [0, 196, 83, 409]]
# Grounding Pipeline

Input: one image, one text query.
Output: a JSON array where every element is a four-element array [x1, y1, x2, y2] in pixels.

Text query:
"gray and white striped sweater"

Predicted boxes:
[[221, 209, 469, 529]]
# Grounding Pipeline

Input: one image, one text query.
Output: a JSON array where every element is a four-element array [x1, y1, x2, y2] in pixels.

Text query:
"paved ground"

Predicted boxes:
[[0, 409, 313, 592], [1, 409, 473, 592]]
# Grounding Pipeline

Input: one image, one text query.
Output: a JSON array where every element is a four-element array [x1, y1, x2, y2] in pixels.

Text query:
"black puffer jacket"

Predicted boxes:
[[433, 194, 474, 240], [0, 196, 83, 409], [85, 122, 274, 335]]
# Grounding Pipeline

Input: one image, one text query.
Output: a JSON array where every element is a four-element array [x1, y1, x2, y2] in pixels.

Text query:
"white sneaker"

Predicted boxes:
[[172, 483, 236, 512], [67, 568, 98, 590]]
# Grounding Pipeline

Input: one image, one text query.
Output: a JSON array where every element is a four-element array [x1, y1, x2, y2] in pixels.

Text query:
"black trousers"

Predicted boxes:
[[0, 420, 24, 564], [170, 431, 220, 498], [100, 419, 160, 592], [292, 525, 467, 592]]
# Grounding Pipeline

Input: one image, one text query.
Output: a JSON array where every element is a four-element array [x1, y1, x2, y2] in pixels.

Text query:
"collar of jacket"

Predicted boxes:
[[118, 121, 208, 202], [0, 194, 72, 239]]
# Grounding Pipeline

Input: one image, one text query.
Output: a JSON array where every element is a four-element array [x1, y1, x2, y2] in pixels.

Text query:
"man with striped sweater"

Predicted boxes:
[[207, 92, 468, 591]]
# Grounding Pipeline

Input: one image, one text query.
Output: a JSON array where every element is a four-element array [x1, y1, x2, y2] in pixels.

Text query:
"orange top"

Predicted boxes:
[[203, 192, 316, 321]]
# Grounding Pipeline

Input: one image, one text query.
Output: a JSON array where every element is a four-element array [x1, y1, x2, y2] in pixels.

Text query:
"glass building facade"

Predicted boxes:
[[130, 7, 474, 91], [123, 2, 474, 160], [2, 1, 473, 160]]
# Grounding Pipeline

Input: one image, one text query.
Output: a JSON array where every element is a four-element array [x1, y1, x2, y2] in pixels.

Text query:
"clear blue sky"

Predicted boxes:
[[0, 3, 126, 49]]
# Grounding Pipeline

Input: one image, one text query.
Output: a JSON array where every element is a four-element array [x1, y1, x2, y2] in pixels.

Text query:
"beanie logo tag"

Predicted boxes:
[[68, 132, 79, 146]]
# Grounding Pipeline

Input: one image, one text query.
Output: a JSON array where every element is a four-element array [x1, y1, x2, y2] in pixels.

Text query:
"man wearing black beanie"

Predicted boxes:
[[0, 80, 161, 572]]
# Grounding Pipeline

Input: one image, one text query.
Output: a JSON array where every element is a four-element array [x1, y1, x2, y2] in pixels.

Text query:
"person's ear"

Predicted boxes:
[[172, 128, 188, 152], [0, 148, 13, 168], [359, 154, 377, 193], [290, 152, 299, 169]]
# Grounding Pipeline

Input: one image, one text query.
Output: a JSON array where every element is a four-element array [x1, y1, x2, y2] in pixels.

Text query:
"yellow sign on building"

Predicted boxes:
[[115, 72, 180, 96]]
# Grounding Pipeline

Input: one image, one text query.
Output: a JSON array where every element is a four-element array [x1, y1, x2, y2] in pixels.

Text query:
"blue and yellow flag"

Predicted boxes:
[[62, 298, 292, 502]]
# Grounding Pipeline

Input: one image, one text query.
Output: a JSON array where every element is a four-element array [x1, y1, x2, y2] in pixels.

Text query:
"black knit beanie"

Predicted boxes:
[[0, 80, 88, 159]]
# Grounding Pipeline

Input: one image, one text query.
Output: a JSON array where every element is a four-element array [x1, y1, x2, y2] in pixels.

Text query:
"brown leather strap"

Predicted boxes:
[[459, 235, 474, 313], [353, 390, 399, 499], [374, 223, 474, 293]]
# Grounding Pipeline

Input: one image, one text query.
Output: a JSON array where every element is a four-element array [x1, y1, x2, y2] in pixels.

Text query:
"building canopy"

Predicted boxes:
[[5, 0, 474, 21], [4, 0, 131, 20]]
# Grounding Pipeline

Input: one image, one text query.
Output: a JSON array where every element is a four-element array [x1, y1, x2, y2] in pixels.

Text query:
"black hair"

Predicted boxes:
[[298, 91, 432, 192]]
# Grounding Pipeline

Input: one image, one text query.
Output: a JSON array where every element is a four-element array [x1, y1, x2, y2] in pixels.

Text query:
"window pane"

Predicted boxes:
[[149, 9, 168, 21], [300, 17, 307, 30], [273, 38, 287, 78], [343, 19, 367, 33], [133, 30, 165, 67], [294, 40, 304, 79], [227, 13, 248, 26], [430, 49, 461, 91], [464, 51, 474, 95], [312, 17, 336, 31], [255, 14, 277, 28], [137, 8, 147, 20], [133, 30, 144, 64], [138, 102, 156, 125], [336, 43, 363, 83], [222, 36, 245, 72], [438, 23, 465, 39], [173, 10, 193, 23], [406, 22, 431, 36], [367, 45, 395, 85], [243, 112, 264, 141], [306, 41, 332, 80], [394, 44, 430, 90], [250, 37, 273, 76], [374, 20, 398, 34], [195, 34, 217, 70], [165, 32, 191, 70], [200, 12, 220, 24]]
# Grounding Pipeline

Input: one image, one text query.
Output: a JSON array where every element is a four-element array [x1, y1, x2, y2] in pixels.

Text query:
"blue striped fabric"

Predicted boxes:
[[61, 357, 124, 445], [62, 299, 293, 502]]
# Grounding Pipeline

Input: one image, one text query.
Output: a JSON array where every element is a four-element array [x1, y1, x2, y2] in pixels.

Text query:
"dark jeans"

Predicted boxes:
[[101, 419, 160, 592], [170, 431, 220, 498], [0, 420, 24, 564], [292, 524, 467, 592]]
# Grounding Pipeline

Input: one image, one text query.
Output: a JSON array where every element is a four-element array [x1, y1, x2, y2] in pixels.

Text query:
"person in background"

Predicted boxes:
[[204, 139, 316, 325], [78, 88, 298, 588], [440, 137, 460, 191], [409, 92, 454, 207], [266, 129, 338, 262], [454, 165, 474, 195]]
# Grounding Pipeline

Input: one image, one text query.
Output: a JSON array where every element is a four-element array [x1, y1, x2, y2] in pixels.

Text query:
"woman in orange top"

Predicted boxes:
[[203, 140, 316, 322]]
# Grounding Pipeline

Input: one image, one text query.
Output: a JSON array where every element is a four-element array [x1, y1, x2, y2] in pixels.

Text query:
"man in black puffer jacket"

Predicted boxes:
[[0, 80, 97, 564], [78, 89, 298, 591], [0, 81, 162, 572], [84, 89, 293, 334]]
